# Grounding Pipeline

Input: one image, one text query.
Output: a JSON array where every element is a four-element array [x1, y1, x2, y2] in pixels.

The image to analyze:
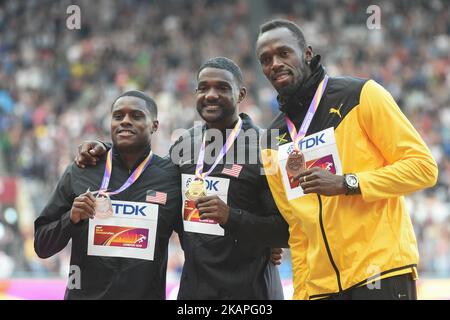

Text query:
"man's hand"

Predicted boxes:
[[294, 167, 346, 196], [270, 248, 283, 266], [196, 195, 230, 225], [75, 141, 107, 168], [70, 191, 96, 224]]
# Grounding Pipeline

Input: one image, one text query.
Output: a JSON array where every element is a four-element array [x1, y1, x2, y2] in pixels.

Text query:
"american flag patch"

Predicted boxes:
[[221, 164, 243, 178], [146, 190, 167, 205]]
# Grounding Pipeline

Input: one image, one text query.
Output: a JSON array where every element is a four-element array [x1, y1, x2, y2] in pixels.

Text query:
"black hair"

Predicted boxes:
[[197, 56, 244, 86], [112, 90, 157, 118], [258, 19, 307, 50]]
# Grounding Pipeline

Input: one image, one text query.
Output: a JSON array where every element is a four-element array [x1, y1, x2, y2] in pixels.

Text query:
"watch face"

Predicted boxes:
[[346, 175, 358, 188]]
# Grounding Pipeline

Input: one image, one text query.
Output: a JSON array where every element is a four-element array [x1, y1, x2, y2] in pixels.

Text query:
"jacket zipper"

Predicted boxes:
[[317, 194, 342, 292]]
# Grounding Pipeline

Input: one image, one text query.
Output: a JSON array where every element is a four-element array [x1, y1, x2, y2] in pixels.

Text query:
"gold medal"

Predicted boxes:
[[185, 179, 207, 200], [286, 150, 306, 177], [95, 194, 113, 219]]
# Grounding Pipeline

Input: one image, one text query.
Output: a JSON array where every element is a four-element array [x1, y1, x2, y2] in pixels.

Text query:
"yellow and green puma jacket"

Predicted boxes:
[[260, 67, 438, 300]]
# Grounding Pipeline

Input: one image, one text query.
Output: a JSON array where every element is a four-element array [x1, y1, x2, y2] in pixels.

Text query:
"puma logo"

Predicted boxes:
[[329, 103, 343, 118]]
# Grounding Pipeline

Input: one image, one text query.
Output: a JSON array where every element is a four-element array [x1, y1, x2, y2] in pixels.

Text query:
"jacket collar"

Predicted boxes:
[[111, 144, 152, 171]]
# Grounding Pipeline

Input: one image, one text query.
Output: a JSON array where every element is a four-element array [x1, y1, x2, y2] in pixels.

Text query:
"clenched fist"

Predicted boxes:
[[70, 191, 96, 224]]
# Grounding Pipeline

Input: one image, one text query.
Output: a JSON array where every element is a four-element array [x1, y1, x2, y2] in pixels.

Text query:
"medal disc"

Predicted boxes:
[[286, 150, 306, 177], [95, 194, 113, 219], [186, 179, 207, 200]]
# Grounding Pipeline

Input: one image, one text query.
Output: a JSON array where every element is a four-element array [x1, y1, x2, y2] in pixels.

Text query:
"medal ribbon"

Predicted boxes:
[[195, 116, 243, 180], [99, 148, 153, 196], [285, 75, 329, 151]]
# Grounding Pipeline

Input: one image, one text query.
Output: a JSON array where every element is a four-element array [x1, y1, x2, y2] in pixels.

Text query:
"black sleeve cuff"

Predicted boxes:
[[62, 211, 85, 236], [221, 207, 242, 235]]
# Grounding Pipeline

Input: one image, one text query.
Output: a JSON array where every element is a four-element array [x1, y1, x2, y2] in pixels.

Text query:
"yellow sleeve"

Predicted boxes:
[[261, 148, 309, 300], [357, 80, 438, 202]]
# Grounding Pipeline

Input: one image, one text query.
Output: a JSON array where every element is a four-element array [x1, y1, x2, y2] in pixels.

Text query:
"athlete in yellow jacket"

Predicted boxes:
[[256, 19, 438, 300]]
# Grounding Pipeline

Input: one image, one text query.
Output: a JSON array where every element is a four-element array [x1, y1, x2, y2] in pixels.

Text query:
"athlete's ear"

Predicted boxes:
[[305, 46, 313, 64], [151, 120, 159, 134], [238, 86, 247, 103]]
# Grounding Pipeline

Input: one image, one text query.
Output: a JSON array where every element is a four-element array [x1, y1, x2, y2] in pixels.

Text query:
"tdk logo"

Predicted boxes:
[[112, 203, 147, 216], [186, 178, 219, 191], [287, 133, 326, 154], [206, 180, 219, 191], [300, 133, 326, 150]]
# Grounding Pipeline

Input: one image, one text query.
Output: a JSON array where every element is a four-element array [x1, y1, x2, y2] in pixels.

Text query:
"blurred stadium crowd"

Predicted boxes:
[[0, 0, 449, 288]]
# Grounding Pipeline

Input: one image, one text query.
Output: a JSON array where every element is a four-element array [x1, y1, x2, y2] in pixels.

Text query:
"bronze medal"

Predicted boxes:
[[95, 194, 113, 219], [286, 150, 306, 177], [185, 179, 207, 200]]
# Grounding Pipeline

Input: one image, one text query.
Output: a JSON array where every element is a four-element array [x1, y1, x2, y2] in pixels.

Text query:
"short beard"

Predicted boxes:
[[277, 74, 304, 96], [198, 105, 236, 124], [278, 63, 311, 97]]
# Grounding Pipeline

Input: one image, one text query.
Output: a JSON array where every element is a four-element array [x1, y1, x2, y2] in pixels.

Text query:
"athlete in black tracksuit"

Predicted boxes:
[[34, 146, 182, 299], [172, 113, 289, 300], [35, 91, 183, 300]]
